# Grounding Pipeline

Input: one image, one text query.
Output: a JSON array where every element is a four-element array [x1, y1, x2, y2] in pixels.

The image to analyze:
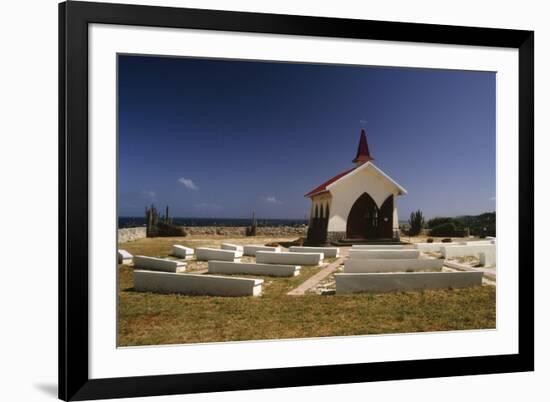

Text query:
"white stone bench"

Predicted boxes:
[[335, 271, 483, 294], [133, 270, 263, 296], [479, 249, 496, 266], [289, 246, 340, 258], [348, 249, 420, 260], [414, 243, 446, 253], [195, 248, 241, 262], [118, 249, 133, 264], [351, 244, 405, 250], [343, 258, 443, 273], [441, 244, 496, 259], [171, 245, 194, 259], [221, 243, 244, 253], [243, 245, 281, 256], [133, 255, 186, 273], [256, 251, 324, 266], [208, 261, 300, 277]]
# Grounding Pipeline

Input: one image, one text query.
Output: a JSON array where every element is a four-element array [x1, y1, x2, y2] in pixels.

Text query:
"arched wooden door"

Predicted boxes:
[[346, 193, 379, 239], [378, 195, 394, 238]]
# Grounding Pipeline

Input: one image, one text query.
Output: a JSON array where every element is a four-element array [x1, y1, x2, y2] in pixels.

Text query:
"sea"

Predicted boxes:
[[118, 217, 308, 229]]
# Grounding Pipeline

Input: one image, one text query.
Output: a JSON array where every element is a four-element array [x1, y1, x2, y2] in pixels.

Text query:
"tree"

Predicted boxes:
[[408, 210, 424, 236]]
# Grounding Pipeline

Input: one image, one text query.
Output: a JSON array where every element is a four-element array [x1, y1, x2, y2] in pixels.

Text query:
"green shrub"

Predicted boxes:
[[430, 222, 457, 237], [426, 238, 434, 243], [441, 238, 453, 243], [427, 217, 454, 228]]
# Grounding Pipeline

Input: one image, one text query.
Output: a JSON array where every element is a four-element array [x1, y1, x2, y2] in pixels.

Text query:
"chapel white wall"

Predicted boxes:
[[327, 165, 399, 232]]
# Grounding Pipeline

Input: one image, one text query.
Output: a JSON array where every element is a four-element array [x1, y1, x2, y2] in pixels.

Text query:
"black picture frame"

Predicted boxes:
[[59, 1, 534, 400]]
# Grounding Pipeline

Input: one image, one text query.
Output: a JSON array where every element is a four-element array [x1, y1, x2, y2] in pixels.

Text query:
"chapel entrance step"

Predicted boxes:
[[331, 238, 407, 246]]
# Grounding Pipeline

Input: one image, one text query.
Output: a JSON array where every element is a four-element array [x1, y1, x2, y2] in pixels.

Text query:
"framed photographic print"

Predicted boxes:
[[59, 1, 534, 400]]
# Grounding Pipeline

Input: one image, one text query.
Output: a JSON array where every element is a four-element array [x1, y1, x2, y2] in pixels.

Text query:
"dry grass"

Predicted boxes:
[[117, 236, 496, 346]]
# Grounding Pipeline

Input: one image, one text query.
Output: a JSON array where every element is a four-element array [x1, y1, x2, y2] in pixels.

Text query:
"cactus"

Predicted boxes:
[[145, 204, 184, 237], [246, 211, 257, 236], [408, 210, 424, 236]]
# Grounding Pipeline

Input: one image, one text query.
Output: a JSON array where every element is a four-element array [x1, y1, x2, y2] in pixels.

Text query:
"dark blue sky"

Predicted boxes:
[[118, 55, 495, 220]]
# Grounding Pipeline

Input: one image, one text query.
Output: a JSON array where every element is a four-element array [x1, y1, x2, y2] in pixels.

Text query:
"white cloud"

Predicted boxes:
[[265, 196, 282, 205], [178, 177, 198, 190]]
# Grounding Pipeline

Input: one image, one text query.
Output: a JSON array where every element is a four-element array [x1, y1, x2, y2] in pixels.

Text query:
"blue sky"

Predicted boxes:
[[118, 55, 496, 220]]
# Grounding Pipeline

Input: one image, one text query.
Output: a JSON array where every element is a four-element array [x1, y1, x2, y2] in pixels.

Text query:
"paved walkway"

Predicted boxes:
[[287, 247, 350, 296]]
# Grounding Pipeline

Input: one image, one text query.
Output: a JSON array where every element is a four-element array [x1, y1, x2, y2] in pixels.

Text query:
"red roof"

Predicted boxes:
[[305, 129, 376, 198], [304, 167, 357, 198], [352, 128, 374, 164]]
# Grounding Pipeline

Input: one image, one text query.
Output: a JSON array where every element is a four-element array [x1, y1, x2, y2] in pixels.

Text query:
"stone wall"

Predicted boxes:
[[118, 225, 306, 241], [118, 227, 147, 243], [183, 226, 307, 237]]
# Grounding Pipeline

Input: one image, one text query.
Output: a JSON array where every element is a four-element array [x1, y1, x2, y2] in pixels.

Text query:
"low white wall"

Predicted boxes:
[[348, 249, 420, 260], [221, 243, 244, 252], [480, 249, 496, 266], [351, 245, 405, 250], [414, 243, 446, 253], [208, 261, 300, 277], [459, 240, 496, 245], [335, 271, 483, 294], [133, 270, 263, 296], [343, 258, 443, 273], [289, 246, 339, 258], [196, 248, 241, 262], [118, 249, 133, 264], [171, 245, 194, 259], [256, 251, 324, 266], [243, 245, 281, 256], [133, 255, 186, 273], [442, 244, 496, 259]]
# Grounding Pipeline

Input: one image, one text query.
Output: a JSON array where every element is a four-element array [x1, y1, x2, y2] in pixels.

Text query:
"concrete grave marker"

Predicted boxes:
[[441, 244, 496, 259], [196, 248, 241, 262], [335, 271, 483, 294], [343, 258, 443, 273], [289, 246, 339, 258], [133, 270, 263, 296], [118, 249, 133, 264], [256, 251, 324, 266], [171, 245, 194, 259], [133, 255, 186, 273], [348, 249, 420, 260], [243, 245, 281, 256], [351, 244, 405, 250], [208, 261, 300, 277], [220, 243, 244, 257]]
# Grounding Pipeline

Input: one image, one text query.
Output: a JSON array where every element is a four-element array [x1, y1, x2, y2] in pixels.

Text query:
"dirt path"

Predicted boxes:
[[287, 247, 350, 296]]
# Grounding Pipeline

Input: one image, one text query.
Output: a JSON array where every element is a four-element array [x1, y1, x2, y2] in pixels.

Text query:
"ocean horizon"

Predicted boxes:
[[118, 216, 309, 229]]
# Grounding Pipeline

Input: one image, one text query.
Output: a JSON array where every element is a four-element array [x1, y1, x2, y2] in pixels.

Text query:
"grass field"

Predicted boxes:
[[117, 236, 496, 346]]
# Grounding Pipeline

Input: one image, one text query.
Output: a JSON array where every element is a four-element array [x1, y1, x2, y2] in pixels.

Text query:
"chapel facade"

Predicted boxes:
[[305, 129, 407, 245]]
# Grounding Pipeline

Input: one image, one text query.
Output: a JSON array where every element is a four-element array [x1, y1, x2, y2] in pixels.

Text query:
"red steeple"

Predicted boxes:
[[352, 128, 373, 165]]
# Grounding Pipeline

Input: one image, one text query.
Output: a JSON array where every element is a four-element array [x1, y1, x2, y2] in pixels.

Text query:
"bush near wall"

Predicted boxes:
[[148, 222, 187, 237], [427, 212, 495, 237], [430, 222, 464, 237]]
